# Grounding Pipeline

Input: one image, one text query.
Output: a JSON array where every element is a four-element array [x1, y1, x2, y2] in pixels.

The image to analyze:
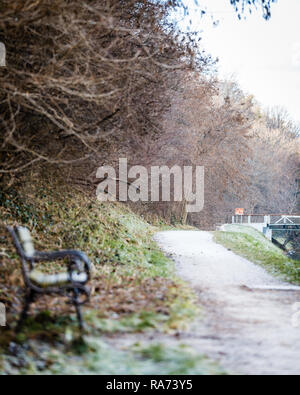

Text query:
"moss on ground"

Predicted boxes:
[[214, 225, 300, 285]]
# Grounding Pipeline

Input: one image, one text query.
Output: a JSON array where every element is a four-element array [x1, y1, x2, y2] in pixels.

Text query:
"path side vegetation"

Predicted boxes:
[[215, 225, 300, 285]]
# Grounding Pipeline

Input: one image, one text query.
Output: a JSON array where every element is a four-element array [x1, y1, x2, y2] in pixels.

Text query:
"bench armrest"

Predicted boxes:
[[35, 250, 93, 279]]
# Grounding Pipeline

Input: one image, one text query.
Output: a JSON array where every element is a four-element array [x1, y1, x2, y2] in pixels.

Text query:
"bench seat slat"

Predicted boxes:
[[29, 270, 88, 288]]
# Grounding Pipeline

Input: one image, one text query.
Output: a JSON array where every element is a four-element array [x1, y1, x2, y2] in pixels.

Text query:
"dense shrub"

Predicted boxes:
[[0, 0, 210, 178]]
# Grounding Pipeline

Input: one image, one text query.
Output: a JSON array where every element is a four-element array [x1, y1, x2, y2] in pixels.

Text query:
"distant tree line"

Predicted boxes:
[[130, 75, 299, 227]]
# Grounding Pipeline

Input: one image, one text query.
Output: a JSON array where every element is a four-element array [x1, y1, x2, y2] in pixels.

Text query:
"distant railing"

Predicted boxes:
[[231, 215, 300, 225]]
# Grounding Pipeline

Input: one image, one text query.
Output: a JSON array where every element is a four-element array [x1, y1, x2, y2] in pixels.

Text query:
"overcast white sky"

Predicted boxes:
[[178, 0, 300, 123]]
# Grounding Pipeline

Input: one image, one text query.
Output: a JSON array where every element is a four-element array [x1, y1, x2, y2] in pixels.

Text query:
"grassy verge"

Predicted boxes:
[[1, 336, 225, 375], [0, 176, 220, 374], [214, 225, 300, 284]]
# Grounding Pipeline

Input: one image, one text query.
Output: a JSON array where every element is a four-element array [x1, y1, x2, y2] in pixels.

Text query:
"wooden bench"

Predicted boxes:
[[7, 226, 93, 331]]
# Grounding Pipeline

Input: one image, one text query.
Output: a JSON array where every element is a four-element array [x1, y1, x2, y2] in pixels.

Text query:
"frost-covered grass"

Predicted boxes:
[[1, 337, 225, 375], [215, 225, 300, 285]]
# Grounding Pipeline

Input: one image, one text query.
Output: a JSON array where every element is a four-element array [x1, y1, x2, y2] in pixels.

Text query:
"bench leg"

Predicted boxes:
[[16, 290, 35, 333], [73, 289, 84, 331], [75, 303, 84, 332]]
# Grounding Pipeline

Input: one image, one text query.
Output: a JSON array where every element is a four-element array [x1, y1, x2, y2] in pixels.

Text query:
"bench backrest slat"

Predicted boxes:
[[16, 227, 35, 258]]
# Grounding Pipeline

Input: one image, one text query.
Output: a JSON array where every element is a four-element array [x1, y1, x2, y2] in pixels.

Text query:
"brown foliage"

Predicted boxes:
[[130, 75, 254, 227], [0, 1, 297, 229], [0, 0, 209, 178], [246, 119, 300, 215], [133, 76, 299, 228]]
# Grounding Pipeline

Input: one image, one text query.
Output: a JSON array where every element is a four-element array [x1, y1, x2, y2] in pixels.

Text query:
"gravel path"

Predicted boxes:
[[154, 231, 300, 375]]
